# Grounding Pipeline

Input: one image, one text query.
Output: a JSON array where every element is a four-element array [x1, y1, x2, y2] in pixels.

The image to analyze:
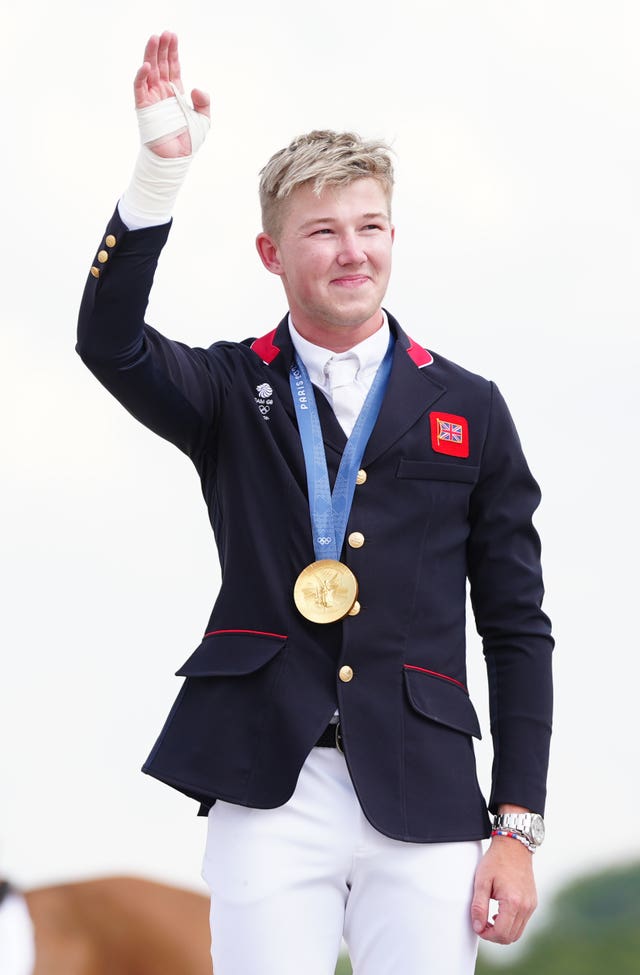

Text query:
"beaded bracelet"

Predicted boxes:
[[491, 828, 533, 850]]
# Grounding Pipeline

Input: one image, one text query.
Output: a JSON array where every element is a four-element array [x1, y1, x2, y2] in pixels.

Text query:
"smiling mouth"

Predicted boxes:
[[330, 275, 371, 287]]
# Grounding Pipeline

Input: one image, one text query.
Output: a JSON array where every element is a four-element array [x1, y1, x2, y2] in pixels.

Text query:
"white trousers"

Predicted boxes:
[[202, 747, 482, 975]]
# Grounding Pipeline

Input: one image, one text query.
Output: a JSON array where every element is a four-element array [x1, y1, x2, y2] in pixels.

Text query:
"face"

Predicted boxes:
[[256, 177, 394, 350]]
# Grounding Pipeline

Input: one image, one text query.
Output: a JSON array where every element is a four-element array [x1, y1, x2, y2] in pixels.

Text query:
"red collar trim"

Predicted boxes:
[[250, 329, 281, 364], [251, 328, 431, 368], [405, 337, 433, 368]]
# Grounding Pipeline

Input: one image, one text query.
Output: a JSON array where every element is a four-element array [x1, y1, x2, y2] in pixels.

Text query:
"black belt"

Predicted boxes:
[[316, 721, 343, 753]]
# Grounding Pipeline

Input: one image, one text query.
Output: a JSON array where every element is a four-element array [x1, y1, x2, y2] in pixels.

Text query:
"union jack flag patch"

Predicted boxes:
[[430, 412, 469, 458]]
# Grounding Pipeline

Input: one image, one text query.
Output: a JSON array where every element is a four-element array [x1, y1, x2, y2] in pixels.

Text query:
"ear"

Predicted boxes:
[[390, 224, 396, 244], [256, 233, 283, 275]]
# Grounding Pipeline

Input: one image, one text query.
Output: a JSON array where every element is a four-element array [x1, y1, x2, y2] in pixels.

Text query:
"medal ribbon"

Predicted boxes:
[[289, 335, 394, 561]]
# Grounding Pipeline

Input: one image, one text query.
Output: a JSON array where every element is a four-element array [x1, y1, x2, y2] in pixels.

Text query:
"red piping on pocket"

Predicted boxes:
[[403, 664, 468, 693], [203, 629, 288, 640]]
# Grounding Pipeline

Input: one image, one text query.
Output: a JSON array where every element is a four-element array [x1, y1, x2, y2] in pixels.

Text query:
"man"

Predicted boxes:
[[77, 31, 553, 975]]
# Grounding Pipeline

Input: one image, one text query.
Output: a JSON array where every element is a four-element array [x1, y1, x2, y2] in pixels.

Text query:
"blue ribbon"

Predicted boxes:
[[289, 335, 394, 561]]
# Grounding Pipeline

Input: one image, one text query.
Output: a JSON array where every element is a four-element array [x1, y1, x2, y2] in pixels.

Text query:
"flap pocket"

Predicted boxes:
[[403, 665, 481, 738], [396, 460, 479, 484], [176, 629, 287, 677]]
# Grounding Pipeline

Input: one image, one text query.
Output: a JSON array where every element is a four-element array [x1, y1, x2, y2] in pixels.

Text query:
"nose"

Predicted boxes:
[[337, 233, 366, 266]]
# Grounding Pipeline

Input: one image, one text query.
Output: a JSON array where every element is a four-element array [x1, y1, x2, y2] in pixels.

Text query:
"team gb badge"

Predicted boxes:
[[255, 383, 274, 419], [429, 412, 469, 458]]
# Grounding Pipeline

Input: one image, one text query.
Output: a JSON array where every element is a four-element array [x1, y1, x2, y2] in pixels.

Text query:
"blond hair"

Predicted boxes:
[[259, 130, 394, 238]]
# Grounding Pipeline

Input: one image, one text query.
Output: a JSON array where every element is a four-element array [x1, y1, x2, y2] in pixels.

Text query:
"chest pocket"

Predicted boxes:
[[396, 459, 479, 523], [396, 460, 479, 484]]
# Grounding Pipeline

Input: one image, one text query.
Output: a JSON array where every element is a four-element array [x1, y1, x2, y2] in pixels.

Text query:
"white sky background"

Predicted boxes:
[[2, 0, 639, 938]]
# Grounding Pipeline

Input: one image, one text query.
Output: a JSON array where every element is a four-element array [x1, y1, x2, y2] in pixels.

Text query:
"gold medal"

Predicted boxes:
[[294, 559, 358, 624]]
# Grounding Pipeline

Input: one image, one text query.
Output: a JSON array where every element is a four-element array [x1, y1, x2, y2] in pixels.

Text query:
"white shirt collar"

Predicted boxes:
[[288, 312, 390, 391]]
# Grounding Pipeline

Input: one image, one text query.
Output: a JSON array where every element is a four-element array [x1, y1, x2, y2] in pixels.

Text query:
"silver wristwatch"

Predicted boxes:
[[492, 812, 545, 852]]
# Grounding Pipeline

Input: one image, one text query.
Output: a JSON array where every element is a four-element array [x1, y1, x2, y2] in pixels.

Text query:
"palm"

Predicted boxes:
[[133, 32, 209, 159]]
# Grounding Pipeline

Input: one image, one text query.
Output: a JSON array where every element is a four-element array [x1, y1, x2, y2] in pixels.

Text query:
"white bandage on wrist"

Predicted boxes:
[[119, 83, 210, 230], [135, 84, 210, 155]]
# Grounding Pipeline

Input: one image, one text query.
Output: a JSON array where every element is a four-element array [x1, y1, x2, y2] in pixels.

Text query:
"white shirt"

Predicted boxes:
[[288, 313, 391, 437]]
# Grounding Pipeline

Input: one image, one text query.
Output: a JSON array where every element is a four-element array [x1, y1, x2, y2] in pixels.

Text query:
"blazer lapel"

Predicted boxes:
[[362, 316, 446, 467], [257, 316, 348, 455], [253, 313, 444, 466]]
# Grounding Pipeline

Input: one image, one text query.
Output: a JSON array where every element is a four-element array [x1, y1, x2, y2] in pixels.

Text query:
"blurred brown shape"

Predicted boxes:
[[25, 876, 212, 975]]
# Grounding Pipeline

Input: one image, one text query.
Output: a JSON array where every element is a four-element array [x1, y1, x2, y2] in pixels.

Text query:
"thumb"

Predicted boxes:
[[470, 871, 492, 934], [191, 88, 211, 119]]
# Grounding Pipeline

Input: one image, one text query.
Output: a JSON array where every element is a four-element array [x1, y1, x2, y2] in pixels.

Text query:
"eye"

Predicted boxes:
[[362, 223, 383, 232], [311, 227, 333, 235]]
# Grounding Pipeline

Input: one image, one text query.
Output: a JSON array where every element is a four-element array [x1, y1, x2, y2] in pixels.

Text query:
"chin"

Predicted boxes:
[[328, 304, 382, 330]]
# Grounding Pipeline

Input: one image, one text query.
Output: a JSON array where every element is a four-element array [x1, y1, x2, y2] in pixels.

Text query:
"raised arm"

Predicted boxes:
[[119, 31, 211, 228], [77, 33, 230, 457]]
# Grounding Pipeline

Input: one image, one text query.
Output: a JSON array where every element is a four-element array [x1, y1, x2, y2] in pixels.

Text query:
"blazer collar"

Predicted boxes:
[[250, 312, 447, 462]]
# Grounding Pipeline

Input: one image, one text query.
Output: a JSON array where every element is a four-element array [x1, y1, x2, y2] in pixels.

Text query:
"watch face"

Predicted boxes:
[[531, 814, 545, 845]]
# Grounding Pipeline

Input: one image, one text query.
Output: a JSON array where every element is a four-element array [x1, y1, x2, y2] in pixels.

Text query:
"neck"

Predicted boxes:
[[291, 311, 384, 353]]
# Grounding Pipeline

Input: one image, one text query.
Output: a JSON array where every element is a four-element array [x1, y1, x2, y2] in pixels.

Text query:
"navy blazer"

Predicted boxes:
[[77, 209, 553, 843]]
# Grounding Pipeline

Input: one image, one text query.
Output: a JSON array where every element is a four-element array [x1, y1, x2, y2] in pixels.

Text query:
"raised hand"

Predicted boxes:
[[133, 31, 210, 158]]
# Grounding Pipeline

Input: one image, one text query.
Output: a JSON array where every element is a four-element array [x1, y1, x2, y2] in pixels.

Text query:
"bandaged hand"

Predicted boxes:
[[120, 31, 211, 229]]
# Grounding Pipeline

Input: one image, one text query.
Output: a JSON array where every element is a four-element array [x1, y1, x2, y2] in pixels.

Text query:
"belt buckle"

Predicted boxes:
[[335, 721, 344, 754]]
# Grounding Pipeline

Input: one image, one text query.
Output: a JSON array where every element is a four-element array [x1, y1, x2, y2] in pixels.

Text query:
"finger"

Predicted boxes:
[[478, 918, 511, 944], [157, 30, 172, 84], [511, 917, 528, 943], [143, 34, 159, 63], [496, 908, 519, 945], [168, 32, 183, 90], [470, 878, 491, 935], [143, 34, 160, 89], [133, 63, 151, 107], [479, 907, 519, 945], [510, 901, 535, 944], [191, 88, 211, 119]]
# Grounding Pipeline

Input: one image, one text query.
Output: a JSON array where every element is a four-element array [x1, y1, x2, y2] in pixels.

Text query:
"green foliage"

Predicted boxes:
[[334, 955, 352, 975]]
